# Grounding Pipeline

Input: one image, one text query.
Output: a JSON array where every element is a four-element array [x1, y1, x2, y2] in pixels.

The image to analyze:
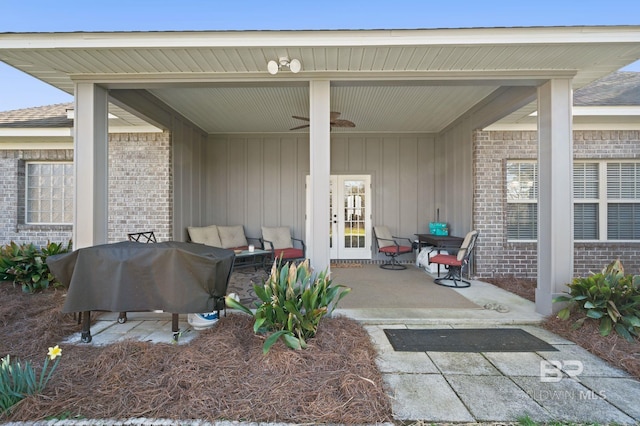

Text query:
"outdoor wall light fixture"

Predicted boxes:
[[267, 57, 302, 74]]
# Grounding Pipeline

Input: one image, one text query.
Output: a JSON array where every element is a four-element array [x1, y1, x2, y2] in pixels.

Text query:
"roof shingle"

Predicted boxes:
[[574, 72, 640, 106], [0, 102, 74, 128]]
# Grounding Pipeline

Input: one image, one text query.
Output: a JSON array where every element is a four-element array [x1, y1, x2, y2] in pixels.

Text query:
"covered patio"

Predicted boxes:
[[2, 26, 640, 315], [61, 264, 542, 345]]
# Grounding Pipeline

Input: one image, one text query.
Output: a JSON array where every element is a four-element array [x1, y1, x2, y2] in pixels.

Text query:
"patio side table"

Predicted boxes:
[[415, 234, 464, 276], [233, 248, 272, 272]]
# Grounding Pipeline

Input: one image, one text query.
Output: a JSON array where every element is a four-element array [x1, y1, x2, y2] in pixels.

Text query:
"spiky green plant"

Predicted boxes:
[[226, 258, 350, 353], [0, 346, 63, 414]]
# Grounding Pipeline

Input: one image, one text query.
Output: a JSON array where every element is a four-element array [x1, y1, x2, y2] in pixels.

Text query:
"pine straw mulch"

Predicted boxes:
[[0, 282, 392, 424], [484, 277, 640, 381]]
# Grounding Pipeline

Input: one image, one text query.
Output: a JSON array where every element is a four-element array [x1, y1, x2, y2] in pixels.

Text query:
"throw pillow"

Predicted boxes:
[[261, 226, 293, 249], [187, 225, 222, 247], [218, 225, 248, 249]]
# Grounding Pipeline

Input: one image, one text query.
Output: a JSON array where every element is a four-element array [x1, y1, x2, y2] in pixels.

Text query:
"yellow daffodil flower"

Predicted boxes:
[[47, 345, 62, 360]]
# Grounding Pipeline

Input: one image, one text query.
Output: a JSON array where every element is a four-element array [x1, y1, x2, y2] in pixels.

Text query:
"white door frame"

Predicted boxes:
[[307, 174, 372, 260]]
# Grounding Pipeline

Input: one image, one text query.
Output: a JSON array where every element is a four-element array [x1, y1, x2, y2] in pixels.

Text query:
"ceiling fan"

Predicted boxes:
[[290, 111, 356, 130]]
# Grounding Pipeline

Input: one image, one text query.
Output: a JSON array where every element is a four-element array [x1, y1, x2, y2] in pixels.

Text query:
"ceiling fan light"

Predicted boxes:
[[267, 60, 279, 75], [289, 58, 302, 73]]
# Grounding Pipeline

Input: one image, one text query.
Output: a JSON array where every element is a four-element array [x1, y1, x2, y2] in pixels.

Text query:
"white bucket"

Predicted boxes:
[[187, 312, 219, 330]]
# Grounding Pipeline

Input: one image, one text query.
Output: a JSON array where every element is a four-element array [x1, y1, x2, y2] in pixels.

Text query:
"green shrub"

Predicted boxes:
[[0, 346, 63, 414], [555, 259, 640, 342], [225, 258, 351, 354], [0, 240, 72, 293]]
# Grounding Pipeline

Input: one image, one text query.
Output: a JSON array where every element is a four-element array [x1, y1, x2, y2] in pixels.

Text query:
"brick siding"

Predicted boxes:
[[0, 132, 172, 248], [108, 133, 172, 242], [473, 130, 640, 279]]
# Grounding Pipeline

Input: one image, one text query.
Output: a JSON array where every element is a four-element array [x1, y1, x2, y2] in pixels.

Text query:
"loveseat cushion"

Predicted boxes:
[[274, 247, 304, 261], [261, 226, 293, 249], [218, 225, 248, 249], [379, 245, 412, 254], [187, 225, 222, 247]]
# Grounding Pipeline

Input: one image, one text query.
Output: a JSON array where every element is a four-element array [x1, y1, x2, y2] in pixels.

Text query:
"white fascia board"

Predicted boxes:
[[0, 136, 73, 149], [529, 106, 640, 116], [0, 126, 161, 136], [108, 126, 163, 133], [0, 142, 73, 150], [2, 26, 640, 49], [0, 128, 73, 137], [484, 122, 640, 131], [572, 106, 640, 116]]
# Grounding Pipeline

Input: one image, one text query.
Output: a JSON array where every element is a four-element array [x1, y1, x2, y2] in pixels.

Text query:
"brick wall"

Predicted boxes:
[[108, 132, 172, 242], [0, 149, 75, 247], [473, 130, 640, 279], [0, 132, 172, 248]]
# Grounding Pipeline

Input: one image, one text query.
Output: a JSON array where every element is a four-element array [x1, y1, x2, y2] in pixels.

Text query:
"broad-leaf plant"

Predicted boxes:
[[226, 258, 351, 353], [555, 260, 640, 342]]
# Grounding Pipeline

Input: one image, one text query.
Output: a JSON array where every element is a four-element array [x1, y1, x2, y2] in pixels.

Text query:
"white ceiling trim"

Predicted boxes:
[[2, 26, 640, 49]]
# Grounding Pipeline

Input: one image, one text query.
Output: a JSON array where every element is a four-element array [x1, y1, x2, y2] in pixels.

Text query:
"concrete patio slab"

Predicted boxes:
[[580, 376, 640, 419], [362, 324, 406, 349], [505, 324, 577, 345], [384, 373, 474, 422], [333, 266, 545, 326], [62, 313, 201, 346], [483, 351, 549, 376], [446, 374, 552, 422], [513, 376, 636, 424], [538, 343, 631, 378], [375, 350, 439, 374], [427, 351, 502, 375]]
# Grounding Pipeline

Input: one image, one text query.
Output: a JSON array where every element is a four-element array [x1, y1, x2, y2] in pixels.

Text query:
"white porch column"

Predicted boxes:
[[73, 83, 109, 249], [308, 80, 331, 272], [536, 78, 574, 315]]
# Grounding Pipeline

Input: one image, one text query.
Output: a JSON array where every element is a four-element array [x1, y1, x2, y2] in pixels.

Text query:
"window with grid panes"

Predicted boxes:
[[607, 162, 640, 240], [506, 160, 640, 242], [506, 161, 538, 240], [26, 162, 74, 225], [573, 162, 599, 240]]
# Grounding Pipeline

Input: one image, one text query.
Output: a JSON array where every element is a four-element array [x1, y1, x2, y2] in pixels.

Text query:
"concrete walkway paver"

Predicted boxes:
[[447, 374, 553, 422], [580, 376, 640, 419], [385, 373, 475, 422]]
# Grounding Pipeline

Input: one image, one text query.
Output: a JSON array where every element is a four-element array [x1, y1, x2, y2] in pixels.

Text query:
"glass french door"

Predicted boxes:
[[307, 175, 371, 260]]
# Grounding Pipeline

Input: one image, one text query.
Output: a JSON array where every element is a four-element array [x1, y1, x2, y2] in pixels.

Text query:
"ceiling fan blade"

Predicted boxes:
[[290, 124, 310, 130], [289, 112, 354, 130], [332, 119, 356, 128]]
